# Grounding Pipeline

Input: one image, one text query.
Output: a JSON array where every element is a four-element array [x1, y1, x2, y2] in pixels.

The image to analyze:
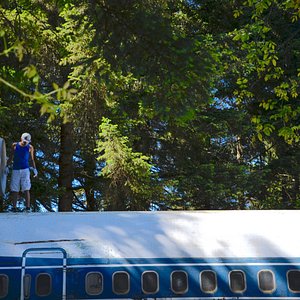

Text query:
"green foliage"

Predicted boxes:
[[96, 118, 155, 210], [225, 0, 300, 143], [0, 30, 76, 123], [1, 0, 299, 212]]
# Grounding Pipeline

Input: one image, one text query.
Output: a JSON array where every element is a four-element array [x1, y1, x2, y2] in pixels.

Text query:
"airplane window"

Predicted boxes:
[[36, 273, 52, 297], [142, 271, 159, 294], [287, 270, 300, 292], [200, 270, 217, 293], [229, 270, 246, 293], [171, 271, 188, 294], [113, 272, 130, 295], [86, 272, 103, 295], [258, 270, 275, 293], [0, 275, 8, 298]]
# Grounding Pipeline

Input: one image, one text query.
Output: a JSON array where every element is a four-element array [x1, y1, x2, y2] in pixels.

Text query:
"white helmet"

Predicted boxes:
[[21, 133, 31, 144]]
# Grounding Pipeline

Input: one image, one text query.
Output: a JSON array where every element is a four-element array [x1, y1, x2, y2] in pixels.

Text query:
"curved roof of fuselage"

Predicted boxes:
[[0, 210, 299, 258]]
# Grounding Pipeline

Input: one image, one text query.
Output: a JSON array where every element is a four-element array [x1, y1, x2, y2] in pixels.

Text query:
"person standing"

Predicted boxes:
[[8, 133, 38, 212]]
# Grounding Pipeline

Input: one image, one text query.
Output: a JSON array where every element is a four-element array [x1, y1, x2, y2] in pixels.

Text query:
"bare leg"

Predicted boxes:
[[11, 192, 18, 209], [24, 190, 30, 209]]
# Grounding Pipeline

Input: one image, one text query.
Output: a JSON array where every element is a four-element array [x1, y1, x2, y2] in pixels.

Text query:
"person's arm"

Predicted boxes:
[[29, 145, 38, 177]]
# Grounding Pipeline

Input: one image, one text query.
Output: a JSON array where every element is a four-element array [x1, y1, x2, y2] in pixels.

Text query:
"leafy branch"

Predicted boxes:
[[0, 33, 76, 122]]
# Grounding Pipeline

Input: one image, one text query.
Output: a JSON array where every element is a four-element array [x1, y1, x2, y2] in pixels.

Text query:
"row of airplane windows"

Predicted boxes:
[[1, 269, 300, 297]]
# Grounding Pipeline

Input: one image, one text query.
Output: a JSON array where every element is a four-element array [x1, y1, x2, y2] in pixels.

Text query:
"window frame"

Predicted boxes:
[[141, 271, 159, 294], [0, 274, 9, 299], [200, 270, 218, 294], [257, 269, 276, 294], [112, 271, 130, 295], [35, 273, 52, 297], [23, 274, 31, 299], [229, 270, 247, 293], [287, 269, 300, 293], [170, 270, 188, 294], [85, 272, 103, 296]]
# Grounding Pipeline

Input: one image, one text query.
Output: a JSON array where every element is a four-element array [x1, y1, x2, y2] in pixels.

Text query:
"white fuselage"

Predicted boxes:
[[1, 210, 299, 259]]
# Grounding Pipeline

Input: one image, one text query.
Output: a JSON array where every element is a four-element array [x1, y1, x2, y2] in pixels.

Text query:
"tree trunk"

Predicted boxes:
[[86, 186, 96, 211], [58, 122, 74, 211]]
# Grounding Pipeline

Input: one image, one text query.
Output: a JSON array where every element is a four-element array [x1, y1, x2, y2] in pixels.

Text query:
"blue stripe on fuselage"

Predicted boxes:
[[1, 256, 300, 299]]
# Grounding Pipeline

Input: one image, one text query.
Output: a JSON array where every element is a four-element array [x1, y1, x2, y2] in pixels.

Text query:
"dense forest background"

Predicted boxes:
[[0, 0, 299, 212]]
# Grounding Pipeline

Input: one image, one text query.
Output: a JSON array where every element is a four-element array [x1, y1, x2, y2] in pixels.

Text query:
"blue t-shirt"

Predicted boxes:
[[13, 143, 30, 170]]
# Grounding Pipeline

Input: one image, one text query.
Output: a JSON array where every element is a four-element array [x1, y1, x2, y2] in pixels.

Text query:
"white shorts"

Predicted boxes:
[[10, 169, 31, 192]]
